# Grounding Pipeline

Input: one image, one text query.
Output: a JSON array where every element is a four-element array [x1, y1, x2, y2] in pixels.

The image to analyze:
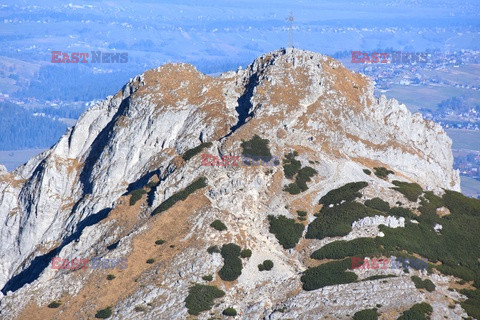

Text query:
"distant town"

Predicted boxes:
[[342, 49, 480, 95]]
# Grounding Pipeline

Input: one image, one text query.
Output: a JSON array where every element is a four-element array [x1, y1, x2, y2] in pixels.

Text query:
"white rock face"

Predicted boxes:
[[434, 223, 443, 232], [0, 48, 464, 319], [352, 215, 405, 229]]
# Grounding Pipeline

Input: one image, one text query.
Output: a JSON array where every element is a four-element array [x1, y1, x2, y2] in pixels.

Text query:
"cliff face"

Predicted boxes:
[[0, 48, 463, 319]]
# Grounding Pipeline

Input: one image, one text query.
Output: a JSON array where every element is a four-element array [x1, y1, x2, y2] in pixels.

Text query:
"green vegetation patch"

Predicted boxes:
[[268, 215, 305, 249], [282, 151, 317, 194], [443, 190, 480, 216], [185, 284, 225, 316], [95, 307, 113, 319], [283, 151, 301, 179], [240, 249, 252, 258], [391, 181, 423, 202], [283, 183, 301, 195], [373, 167, 394, 179], [297, 210, 307, 217], [263, 260, 274, 270], [364, 198, 390, 212], [202, 275, 213, 281], [240, 135, 273, 161], [460, 289, 480, 319], [311, 238, 381, 260], [377, 216, 480, 283], [387, 207, 416, 219], [436, 264, 476, 282], [363, 169, 372, 175], [418, 197, 440, 218], [106, 274, 116, 281], [363, 274, 397, 281], [411, 276, 435, 292], [310, 199, 480, 283], [423, 191, 444, 208], [182, 142, 213, 161], [295, 167, 318, 191], [353, 308, 379, 320], [47, 301, 61, 308], [319, 182, 368, 206], [207, 245, 221, 254], [304, 189, 480, 299], [223, 307, 238, 316], [301, 259, 357, 291], [218, 243, 243, 281], [258, 260, 274, 271], [155, 239, 166, 245], [129, 188, 147, 206], [152, 177, 207, 216], [306, 201, 378, 240], [397, 302, 432, 320], [210, 219, 227, 231]]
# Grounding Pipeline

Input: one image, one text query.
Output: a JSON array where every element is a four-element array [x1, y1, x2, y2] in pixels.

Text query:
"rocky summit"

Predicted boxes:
[[1, 48, 479, 320]]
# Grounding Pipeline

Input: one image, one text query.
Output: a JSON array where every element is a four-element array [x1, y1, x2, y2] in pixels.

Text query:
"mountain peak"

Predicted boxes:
[[0, 49, 466, 319]]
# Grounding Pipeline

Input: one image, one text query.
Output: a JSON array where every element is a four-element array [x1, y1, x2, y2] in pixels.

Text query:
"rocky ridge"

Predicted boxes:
[[0, 48, 470, 320]]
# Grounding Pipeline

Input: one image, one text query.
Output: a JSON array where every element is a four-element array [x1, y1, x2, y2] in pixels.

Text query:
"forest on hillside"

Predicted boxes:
[[0, 101, 68, 150]]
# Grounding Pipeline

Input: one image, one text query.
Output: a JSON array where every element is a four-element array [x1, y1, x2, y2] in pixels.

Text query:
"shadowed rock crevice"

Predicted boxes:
[[79, 97, 131, 196], [1, 208, 111, 294], [223, 72, 259, 139], [126, 169, 161, 194], [125, 168, 162, 207], [17, 157, 48, 219]]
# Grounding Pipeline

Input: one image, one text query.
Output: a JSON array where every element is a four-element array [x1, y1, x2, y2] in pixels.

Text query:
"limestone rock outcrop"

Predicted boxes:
[[0, 48, 463, 319]]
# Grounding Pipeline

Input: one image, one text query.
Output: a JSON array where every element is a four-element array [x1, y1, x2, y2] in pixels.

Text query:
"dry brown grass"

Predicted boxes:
[[0, 173, 26, 188], [448, 279, 475, 291], [351, 156, 415, 183], [346, 133, 417, 157], [133, 64, 236, 141], [321, 57, 371, 112], [16, 190, 211, 320]]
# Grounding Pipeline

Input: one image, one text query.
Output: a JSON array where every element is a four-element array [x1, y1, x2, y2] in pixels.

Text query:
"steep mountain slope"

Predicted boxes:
[[0, 48, 477, 320]]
